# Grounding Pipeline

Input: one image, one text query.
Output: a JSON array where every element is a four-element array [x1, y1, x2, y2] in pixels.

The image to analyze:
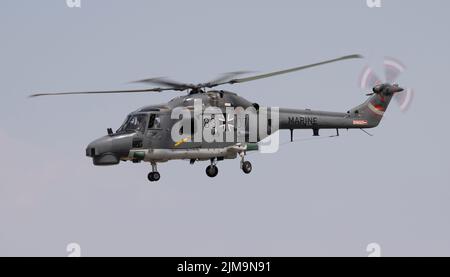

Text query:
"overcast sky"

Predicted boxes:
[[1, 0, 449, 256]]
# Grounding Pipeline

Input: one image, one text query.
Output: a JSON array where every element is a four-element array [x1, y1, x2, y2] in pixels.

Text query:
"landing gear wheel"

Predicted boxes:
[[206, 165, 219, 178], [242, 161, 252, 174], [147, 172, 161, 182], [152, 172, 160, 181], [148, 172, 154, 182]]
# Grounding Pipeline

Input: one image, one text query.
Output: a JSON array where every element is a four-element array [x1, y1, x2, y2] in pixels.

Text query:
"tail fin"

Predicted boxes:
[[349, 94, 393, 128], [349, 83, 404, 128]]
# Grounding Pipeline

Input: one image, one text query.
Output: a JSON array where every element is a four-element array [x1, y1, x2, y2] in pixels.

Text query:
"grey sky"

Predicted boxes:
[[1, 0, 449, 256]]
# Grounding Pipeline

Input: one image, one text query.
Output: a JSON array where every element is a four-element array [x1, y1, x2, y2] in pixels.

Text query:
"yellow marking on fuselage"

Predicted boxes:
[[174, 136, 192, 147]]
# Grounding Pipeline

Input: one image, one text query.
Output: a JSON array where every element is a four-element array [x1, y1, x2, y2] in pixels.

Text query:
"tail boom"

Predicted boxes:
[[278, 93, 393, 132]]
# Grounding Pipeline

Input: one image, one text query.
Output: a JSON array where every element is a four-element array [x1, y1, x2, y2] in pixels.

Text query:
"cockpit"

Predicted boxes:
[[116, 114, 148, 133], [115, 113, 162, 134]]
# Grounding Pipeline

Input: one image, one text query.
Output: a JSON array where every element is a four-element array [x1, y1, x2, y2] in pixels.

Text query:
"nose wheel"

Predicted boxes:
[[147, 162, 161, 182], [242, 161, 252, 174], [240, 152, 252, 174], [206, 158, 219, 178]]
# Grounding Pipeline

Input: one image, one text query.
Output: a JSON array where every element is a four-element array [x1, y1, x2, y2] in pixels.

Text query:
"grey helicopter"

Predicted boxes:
[[30, 54, 406, 182]]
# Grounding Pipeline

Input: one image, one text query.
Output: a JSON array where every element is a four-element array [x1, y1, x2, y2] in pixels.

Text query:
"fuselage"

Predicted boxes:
[[86, 90, 391, 165]]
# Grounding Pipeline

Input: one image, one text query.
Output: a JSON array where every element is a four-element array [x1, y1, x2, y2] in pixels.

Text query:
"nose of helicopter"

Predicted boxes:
[[85, 135, 119, 165]]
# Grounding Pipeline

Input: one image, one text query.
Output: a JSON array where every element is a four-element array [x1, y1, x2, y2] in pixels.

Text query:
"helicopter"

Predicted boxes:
[[30, 54, 407, 182]]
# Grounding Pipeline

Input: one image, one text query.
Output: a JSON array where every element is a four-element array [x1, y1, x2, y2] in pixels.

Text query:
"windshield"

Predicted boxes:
[[116, 114, 148, 133]]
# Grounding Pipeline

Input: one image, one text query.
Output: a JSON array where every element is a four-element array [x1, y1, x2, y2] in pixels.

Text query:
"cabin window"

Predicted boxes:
[[148, 114, 161, 129]]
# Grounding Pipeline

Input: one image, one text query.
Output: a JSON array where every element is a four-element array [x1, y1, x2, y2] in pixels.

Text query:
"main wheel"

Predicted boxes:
[[242, 161, 252, 174], [147, 172, 161, 182], [147, 172, 154, 182], [206, 165, 219, 178], [152, 171, 160, 181]]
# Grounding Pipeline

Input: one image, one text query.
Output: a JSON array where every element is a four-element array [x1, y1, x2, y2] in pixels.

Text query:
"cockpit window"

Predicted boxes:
[[148, 114, 161, 129], [116, 114, 148, 133]]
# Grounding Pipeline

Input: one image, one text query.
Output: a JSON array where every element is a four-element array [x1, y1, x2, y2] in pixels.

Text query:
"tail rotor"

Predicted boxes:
[[359, 57, 414, 112]]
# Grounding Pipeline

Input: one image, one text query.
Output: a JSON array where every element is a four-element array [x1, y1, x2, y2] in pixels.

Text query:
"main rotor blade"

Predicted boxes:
[[216, 54, 363, 86], [131, 77, 193, 90], [29, 87, 176, 98], [205, 71, 254, 88]]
